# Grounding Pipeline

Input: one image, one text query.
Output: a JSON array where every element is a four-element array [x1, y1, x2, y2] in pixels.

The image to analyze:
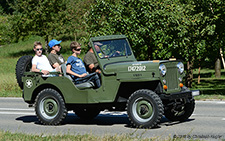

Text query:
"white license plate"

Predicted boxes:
[[192, 90, 200, 96]]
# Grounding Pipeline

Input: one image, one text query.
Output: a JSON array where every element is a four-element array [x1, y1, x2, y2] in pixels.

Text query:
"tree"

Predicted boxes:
[[1, 0, 15, 14], [10, 0, 69, 52], [189, 0, 225, 81], [86, 0, 214, 87], [10, 0, 95, 51]]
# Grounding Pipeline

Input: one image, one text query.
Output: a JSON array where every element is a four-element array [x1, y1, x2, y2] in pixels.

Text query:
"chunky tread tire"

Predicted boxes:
[[127, 89, 164, 128], [35, 88, 67, 125], [164, 99, 195, 122], [75, 108, 100, 120], [15, 55, 33, 89]]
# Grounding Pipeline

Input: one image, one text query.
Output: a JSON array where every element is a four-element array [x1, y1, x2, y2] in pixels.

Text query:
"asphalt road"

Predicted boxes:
[[0, 97, 224, 140]]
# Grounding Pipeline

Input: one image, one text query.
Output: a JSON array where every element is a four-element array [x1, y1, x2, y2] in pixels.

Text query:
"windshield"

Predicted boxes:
[[93, 39, 132, 59]]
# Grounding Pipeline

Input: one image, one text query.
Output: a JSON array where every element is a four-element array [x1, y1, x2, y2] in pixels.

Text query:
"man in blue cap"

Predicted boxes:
[[48, 39, 66, 69]]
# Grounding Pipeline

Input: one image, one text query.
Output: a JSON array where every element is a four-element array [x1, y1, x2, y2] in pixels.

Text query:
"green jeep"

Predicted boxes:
[[16, 35, 199, 128]]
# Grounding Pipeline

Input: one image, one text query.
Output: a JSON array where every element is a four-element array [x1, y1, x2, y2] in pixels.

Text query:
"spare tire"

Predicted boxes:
[[15, 55, 33, 89]]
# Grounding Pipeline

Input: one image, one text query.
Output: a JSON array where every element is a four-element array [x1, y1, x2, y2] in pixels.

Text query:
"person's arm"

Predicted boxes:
[[52, 63, 60, 68], [88, 63, 95, 71], [66, 64, 87, 78], [88, 63, 101, 73], [31, 64, 49, 75]]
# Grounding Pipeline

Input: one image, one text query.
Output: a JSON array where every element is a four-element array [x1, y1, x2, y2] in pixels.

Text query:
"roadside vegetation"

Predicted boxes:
[[192, 69, 225, 100], [0, 130, 200, 141]]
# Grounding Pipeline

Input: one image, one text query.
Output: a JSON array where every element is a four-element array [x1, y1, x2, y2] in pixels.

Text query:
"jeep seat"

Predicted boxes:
[[61, 64, 95, 90]]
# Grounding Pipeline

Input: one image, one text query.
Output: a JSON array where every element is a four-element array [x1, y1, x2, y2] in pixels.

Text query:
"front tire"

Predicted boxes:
[[35, 88, 67, 125], [127, 89, 164, 128]]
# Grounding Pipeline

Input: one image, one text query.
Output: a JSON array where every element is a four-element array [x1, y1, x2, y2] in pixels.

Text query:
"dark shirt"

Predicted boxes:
[[83, 51, 99, 72], [48, 53, 65, 66]]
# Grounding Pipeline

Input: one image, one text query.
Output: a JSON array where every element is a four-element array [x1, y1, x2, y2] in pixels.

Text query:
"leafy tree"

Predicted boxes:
[[86, 0, 214, 87], [0, 0, 15, 14], [65, 0, 95, 41], [187, 0, 225, 79], [0, 15, 14, 45], [9, 0, 94, 51], [10, 0, 69, 51]]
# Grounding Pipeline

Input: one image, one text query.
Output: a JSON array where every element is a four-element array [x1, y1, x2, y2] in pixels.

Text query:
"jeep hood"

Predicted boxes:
[[103, 61, 163, 81]]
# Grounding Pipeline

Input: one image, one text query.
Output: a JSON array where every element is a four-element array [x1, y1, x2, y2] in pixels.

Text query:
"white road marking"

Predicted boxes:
[[0, 108, 127, 116], [0, 108, 35, 115], [0, 112, 35, 115], [196, 101, 225, 104], [0, 108, 34, 111], [216, 101, 225, 104], [222, 118, 225, 121], [0, 97, 23, 100]]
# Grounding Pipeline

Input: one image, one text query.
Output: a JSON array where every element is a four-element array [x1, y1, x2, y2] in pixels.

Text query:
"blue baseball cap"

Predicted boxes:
[[48, 39, 62, 48]]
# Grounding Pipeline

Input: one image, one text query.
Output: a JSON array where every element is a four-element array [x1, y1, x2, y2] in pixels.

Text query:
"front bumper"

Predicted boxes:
[[160, 90, 200, 100]]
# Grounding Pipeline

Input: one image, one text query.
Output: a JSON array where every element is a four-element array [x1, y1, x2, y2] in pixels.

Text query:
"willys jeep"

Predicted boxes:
[[16, 35, 200, 128]]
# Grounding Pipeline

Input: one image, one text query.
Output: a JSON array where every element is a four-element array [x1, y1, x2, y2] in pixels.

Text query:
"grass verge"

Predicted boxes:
[[0, 130, 201, 141], [192, 68, 225, 100]]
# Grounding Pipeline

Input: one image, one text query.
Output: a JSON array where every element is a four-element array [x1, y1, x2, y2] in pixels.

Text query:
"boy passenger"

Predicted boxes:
[[66, 41, 101, 88], [48, 39, 66, 69], [31, 41, 60, 75]]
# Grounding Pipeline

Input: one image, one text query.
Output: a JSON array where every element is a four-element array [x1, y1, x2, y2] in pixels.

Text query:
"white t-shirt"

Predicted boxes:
[[32, 55, 54, 72]]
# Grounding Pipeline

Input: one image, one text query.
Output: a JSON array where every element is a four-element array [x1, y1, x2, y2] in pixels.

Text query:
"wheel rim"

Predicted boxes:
[[132, 97, 154, 122], [39, 97, 59, 119]]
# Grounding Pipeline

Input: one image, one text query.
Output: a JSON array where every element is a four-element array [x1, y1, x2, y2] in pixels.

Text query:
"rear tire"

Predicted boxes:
[[35, 88, 67, 125], [127, 89, 164, 128], [15, 55, 33, 89]]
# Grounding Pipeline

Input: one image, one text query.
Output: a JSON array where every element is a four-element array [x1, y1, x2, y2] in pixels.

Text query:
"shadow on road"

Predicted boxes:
[[16, 113, 130, 126], [160, 117, 195, 127], [16, 113, 195, 129]]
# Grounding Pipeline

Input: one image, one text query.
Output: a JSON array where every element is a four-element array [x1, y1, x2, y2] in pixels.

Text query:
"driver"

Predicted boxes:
[[83, 42, 102, 73]]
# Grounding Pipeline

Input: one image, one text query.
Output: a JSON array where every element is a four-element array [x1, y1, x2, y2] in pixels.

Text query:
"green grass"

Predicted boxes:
[[0, 130, 201, 141], [192, 68, 225, 100]]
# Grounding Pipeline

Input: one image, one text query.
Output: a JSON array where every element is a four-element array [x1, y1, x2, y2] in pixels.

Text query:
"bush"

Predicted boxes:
[[0, 15, 14, 45]]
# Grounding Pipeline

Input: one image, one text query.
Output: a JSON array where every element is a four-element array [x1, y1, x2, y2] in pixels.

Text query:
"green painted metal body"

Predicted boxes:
[[22, 35, 186, 104]]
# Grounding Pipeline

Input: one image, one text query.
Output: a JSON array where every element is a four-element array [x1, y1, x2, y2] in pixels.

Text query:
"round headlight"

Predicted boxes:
[[177, 62, 184, 74], [159, 64, 167, 76]]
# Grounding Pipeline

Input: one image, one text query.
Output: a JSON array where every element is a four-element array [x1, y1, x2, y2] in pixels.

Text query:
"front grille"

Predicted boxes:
[[165, 67, 178, 90]]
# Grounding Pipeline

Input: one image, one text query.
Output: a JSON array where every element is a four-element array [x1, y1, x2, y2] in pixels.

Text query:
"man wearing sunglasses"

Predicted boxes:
[[48, 39, 66, 69], [31, 41, 59, 75], [66, 41, 101, 89]]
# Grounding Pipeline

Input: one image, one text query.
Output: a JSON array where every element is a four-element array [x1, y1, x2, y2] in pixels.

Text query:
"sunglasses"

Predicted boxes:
[[75, 48, 81, 51], [36, 48, 43, 51], [55, 44, 61, 47]]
